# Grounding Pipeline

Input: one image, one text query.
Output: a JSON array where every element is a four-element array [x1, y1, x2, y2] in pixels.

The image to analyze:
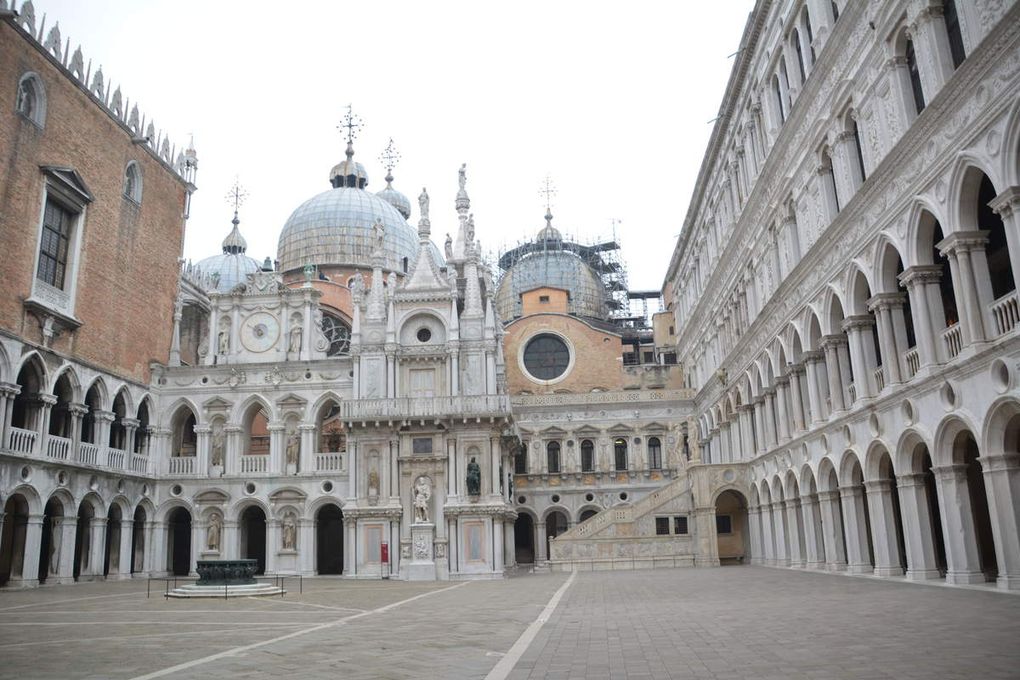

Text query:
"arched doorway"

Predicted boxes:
[[0, 494, 30, 585], [104, 505, 123, 577], [514, 513, 535, 564], [315, 505, 343, 575], [545, 510, 568, 559], [166, 507, 192, 576], [131, 506, 146, 574], [73, 500, 96, 581], [39, 497, 64, 582], [240, 506, 267, 574], [715, 490, 750, 564], [579, 508, 599, 523]]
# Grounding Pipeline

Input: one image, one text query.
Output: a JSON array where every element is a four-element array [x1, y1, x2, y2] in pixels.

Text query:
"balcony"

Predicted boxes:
[[78, 442, 100, 465], [8, 427, 36, 455], [315, 452, 344, 472], [168, 456, 196, 475], [873, 366, 886, 393], [942, 324, 963, 359], [107, 448, 126, 469], [342, 394, 512, 422], [240, 454, 268, 473], [991, 291, 1019, 336], [904, 348, 920, 378]]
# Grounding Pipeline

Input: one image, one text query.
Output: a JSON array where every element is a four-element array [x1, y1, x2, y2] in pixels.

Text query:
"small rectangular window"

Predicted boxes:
[[37, 199, 73, 289], [412, 437, 433, 454], [655, 517, 670, 535], [539, 295, 550, 303], [674, 516, 688, 535], [514, 449, 527, 474], [663, 353, 677, 365], [716, 514, 733, 535], [642, 352, 655, 364]]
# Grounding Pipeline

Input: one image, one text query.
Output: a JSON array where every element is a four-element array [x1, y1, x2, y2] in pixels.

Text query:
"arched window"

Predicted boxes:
[[515, 443, 528, 474], [851, 117, 867, 183], [546, 441, 561, 474], [802, 8, 816, 65], [771, 75, 785, 124], [580, 439, 594, 472], [944, 0, 966, 69], [123, 162, 142, 203], [905, 38, 925, 115], [792, 29, 806, 83], [15, 73, 45, 126], [321, 313, 351, 356], [614, 438, 628, 471], [647, 437, 662, 470]]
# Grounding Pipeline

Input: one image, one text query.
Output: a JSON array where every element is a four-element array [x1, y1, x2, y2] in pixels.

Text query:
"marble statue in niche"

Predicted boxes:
[[207, 513, 222, 551], [285, 429, 300, 466], [281, 515, 297, 550], [466, 457, 481, 496], [413, 476, 431, 523]]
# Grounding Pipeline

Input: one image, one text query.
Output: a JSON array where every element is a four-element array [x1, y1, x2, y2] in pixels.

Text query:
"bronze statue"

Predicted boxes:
[[466, 457, 481, 496]]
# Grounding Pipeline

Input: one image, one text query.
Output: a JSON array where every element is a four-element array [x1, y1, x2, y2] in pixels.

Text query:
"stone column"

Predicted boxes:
[[802, 352, 826, 423], [490, 436, 500, 497], [205, 299, 220, 366], [938, 232, 990, 344], [980, 453, 1020, 590], [913, 4, 956, 94], [493, 519, 504, 573], [864, 479, 904, 577], [122, 418, 140, 457], [0, 384, 18, 449], [37, 394, 57, 457], [12, 514, 44, 587], [784, 499, 804, 567], [56, 516, 76, 583], [224, 425, 243, 475], [194, 425, 211, 473], [504, 520, 516, 568], [933, 464, 985, 584], [842, 316, 878, 399], [788, 365, 806, 433], [88, 517, 107, 578], [989, 187, 1020, 298], [760, 502, 776, 565], [762, 390, 778, 449], [771, 501, 789, 566], [752, 398, 766, 454], [800, 493, 825, 569], [738, 406, 754, 460], [817, 490, 846, 571], [774, 378, 791, 442], [344, 519, 357, 576], [868, 294, 905, 386], [68, 403, 87, 457], [821, 338, 847, 412], [838, 486, 873, 574], [895, 473, 943, 581], [719, 423, 732, 463], [299, 424, 316, 475], [747, 506, 765, 565], [900, 265, 944, 368], [116, 519, 134, 579], [265, 520, 278, 574]]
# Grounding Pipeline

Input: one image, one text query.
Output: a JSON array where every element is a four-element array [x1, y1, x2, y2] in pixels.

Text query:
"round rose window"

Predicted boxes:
[[523, 334, 570, 381]]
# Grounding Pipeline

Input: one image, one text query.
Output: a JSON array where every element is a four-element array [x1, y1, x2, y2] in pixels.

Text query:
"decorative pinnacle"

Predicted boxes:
[[379, 138, 400, 183], [539, 175, 557, 214], [338, 104, 363, 147], [225, 177, 248, 221]]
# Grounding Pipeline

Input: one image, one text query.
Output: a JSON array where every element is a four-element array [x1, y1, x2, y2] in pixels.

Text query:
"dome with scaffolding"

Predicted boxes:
[[494, 212, 626, 322]]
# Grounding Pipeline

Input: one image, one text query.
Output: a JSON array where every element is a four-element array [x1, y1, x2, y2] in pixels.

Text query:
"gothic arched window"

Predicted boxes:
[[321, 314, 351, 356], [546, 441, 561, 474], [581, 439, 595, 472], [15, 73, 45, 126], [124, 162, 142, 203]]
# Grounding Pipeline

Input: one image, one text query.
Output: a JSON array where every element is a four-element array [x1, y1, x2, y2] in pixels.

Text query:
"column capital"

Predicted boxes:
[[937, 230, 988, 255], [93, 410, 116, 424], [67, 403, 89, 417], [36, 393, 58, 407], [193, 425, 212, 435], [802, 350, 825, 363], [867, 292, 907, 312], [863, 478, 894, 492], [841, 315, 875, 332], [896, 472, 928, 487], [898, 264, 943, 287], [932, 463, 968, 480], [775, 375, 791, 387], [817, 489, 840, 503], [989, 186, 1020, 218]]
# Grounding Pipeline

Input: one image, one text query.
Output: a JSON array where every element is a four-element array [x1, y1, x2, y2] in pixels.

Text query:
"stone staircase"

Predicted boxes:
[[548, 472, 696, 571]]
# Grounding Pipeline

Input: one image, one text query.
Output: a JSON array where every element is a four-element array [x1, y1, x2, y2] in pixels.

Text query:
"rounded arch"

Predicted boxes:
[[845, 265, 874, 316], [83, 376, 110, 412], [155, 498, 195, 523], [78, 491, 108, 519], [308, 390, 345, 425], [864, 439, 896, 481], [799, 464, 818, 495], [7, 484, 43, 515], [307, 495, 346, 516], [45, 488, 75, 515], [822, 286, 849, 335], [110, 386, 134, 417], [836, 449, 865, 486], [769, 476, 785, 502], [107, 494, 133, 519], [228, 496, 272, 522], [163, 397, 201, 428], [576, 505, 602, 522], [0, 342, 10, 383], [134, 497, 157, 520], [982, 396, 1020, 461], [817, 456, 840, 492], [949, 156, 1005, 235], [874, 237, 907, 294], [541, 505, 572, 523], [895, 426, 934, 474], [783, 469, 800, 499], [1003, 98, 1020, 187], [933, 411, 983, 467], [123, 160, 143, 203], [709, 484, 750, 507], [906, 200, 949, 266]]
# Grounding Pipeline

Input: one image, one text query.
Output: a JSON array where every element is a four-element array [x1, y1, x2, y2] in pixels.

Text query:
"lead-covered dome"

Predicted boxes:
[[194, 214, 262, 292], [495, 211, 610, 321]]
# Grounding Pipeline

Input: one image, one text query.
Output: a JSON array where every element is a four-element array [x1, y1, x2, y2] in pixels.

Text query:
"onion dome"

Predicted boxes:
[[195, 211, 261, 292], [376, 170, 412, 219]]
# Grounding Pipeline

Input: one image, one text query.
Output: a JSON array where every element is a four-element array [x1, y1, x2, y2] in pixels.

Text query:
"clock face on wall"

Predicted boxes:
[[240, 312, 280, 353]]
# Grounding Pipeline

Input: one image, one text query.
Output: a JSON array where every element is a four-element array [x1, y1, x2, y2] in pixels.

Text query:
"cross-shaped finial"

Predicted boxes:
[[379, 138, 400, 173], [224, 177, 248, 214], [539, 175, 557, 213], [338, 104, 363, 144]]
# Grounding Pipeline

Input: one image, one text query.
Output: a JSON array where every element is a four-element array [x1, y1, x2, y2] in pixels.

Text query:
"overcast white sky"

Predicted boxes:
[[33, 1, 753, 291]]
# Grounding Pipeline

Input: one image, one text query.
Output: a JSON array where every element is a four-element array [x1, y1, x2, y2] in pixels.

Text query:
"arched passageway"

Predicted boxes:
[[0, 494, 31, 585], [240, 506, 267, 575], [73, 500, 96, 581], [39, 498, 64, 582], [715, 490, 749, 564], [131, 506, 146, 574], [515, 514, 535, 564], [579, 509, 599, 523], [545, 511, 569, 559], [953, 430, 998, 580], [167, 507, 192, 576], [315, 505, 343, 575], [104, 505, 123, 577]]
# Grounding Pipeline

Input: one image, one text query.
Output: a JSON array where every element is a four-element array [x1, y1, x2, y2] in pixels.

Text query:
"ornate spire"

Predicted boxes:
[[379, 137, 400, 188], [331, 105, 368, 189], [454, 163, 471, 260], [222, 179, 248, 254]]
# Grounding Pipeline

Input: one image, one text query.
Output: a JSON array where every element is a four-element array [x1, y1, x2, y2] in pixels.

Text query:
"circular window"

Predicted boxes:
[[20, 465, 31, 481], [416, 327, 432, 343], [517, 495, 526, 504], [170, 484, 183, 497], [322, 314, 352, 356], [619, 492, 629, 501], [321, 480, 334, 493], [551, 494, 560, 503], [244, 482, 257, 495], [56, 470, 68, 486], [522, 333, 571, 382], [585, 493, 594, 502]]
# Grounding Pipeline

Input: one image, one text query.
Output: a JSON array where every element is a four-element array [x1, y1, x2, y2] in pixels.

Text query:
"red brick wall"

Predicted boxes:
[[0, 21, 188, 383]]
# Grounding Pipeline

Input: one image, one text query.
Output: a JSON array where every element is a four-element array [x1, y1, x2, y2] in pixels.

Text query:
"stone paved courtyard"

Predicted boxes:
[[0, 568, 1018, 680]]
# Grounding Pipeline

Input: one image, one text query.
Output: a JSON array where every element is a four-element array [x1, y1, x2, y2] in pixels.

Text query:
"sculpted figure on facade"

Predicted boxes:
[[285, 429, 300, 466], [288, 324, 302, 354], [211, 425, 225, 466], [413, 476, 431, 523], [206, 513, 222, 551], [418, 187, 429, 221], [368, 468, 380, 496], [281, 514, 297, 550], [217, 328, 229, 355], [49, 518, 61, 574], [466, 457, 481, 496], [445, 233, 453, 260]]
